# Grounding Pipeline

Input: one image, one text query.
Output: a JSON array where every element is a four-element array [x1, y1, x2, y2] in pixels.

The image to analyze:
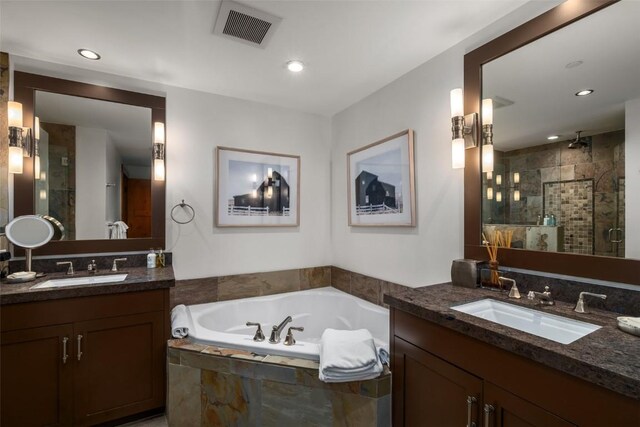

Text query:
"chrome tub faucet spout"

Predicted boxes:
[[269, 316, 292, 344]]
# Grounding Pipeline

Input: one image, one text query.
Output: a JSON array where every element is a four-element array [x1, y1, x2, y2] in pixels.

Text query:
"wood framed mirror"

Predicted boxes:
[[463, 0, 640, 285], [13, 72, 166, 255]]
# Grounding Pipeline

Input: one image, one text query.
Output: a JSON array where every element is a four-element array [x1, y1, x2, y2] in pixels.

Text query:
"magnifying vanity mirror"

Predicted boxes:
[[5, 215, 54, 281], [13, 72, 166, 255], [464, 0, 640, 284]]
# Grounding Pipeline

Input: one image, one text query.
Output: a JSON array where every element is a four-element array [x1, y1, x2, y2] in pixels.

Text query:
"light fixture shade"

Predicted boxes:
[[267, 167, 273, 179], [8, 101, 23, 128], [154, 158, 165, 181], [513, 190, 521, 201], [450, 88, 463, 118], [513, 172, 520, 184], [487, 187, 494, 200], [496, 191, 502, 202], [153, 122, 165, 144], [496, 174, 502, 186], [452, 138, 465, 169], [482, 98, 493, 125], [40, 171, 47, 181], [482, 143, 494, 173], [9, 146, 23, 174], [39, 189, 47, 200], [34, 154, 41, 178], [35, 116, 40, 140]]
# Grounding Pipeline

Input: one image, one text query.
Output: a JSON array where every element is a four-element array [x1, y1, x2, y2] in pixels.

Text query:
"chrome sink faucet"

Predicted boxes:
[[574, 292, 607, 313], [269, 316, 292, 344], [111, 258, 128, 272], [527, 286, 554, 306], [56, 261, 74, 275]]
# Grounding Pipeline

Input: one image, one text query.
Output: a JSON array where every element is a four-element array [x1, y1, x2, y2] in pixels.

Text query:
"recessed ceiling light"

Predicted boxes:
[[547, 135, 560, 140], [78, 49, 101, 60], [575, 89, 593, 96], [286, 60, 304, 73]]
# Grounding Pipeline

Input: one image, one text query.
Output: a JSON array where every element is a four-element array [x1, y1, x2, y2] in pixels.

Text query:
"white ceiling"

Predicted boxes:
[[36, 91, 152, 165], [483, 1, 640, 151], [1, 0, 529, 116]]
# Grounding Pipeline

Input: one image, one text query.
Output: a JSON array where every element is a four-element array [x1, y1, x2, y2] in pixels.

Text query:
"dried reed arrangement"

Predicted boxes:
[[482, 229, 514, 287]]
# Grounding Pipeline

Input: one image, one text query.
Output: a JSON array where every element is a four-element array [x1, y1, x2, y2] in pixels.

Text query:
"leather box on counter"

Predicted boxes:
[[451, 259, 482, 288]]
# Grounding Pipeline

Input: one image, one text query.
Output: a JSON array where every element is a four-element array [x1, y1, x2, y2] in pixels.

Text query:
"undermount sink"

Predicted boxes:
[[451, 298, 601, 345], [31, 274, 128, 290]]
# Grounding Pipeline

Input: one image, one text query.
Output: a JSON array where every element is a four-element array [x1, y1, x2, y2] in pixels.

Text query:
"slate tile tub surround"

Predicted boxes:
[[167, 339, 391, 427]]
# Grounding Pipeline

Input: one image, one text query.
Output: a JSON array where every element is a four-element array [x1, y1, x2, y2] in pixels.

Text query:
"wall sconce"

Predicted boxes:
[[8, 101, 25, 174], [153, 122, 165, 181], [450, 88, 477, 169], [487, 187, 494, 200], [513, 190, 521, 201], [482, 98, 494, 173], [34, 116, 41, 179], [495, 174, 502, 186], [496, 191, 502, 203], [513, 172, 520, 184], [486, 171, 492, 180]]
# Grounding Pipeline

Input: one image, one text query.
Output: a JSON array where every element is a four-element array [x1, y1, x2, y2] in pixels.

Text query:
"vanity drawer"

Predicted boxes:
[[1, 289, 167, 332]]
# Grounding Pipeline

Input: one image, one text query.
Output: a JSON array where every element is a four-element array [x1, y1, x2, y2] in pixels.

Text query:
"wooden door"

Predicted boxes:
[[484, 382, 577, 427], [73, 311, 164, 426], [1, 324, 74, 427], [393, 337, 483, 427], [126, 178, 151, 238]]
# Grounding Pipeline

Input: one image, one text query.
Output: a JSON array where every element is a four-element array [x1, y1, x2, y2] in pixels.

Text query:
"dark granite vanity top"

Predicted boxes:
[[0, 266, 175, 305], [384, 283, 640, 400]]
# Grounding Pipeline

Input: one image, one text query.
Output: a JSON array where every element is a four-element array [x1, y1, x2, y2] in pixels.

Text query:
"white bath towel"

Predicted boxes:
[[171, 305, 190, 338], [319, 329, 383, 383], [110, 221, 129, 239]]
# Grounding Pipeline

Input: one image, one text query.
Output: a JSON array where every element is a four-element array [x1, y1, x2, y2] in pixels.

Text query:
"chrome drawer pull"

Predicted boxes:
[[62, 337, 69, 364], [77, 335, 83, 361], [466, 395, 477, 427], [484, 403, 494, 427]]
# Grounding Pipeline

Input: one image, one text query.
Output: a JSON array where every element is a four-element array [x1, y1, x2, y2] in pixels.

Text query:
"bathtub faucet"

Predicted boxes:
[[269, 316, 292, 344]]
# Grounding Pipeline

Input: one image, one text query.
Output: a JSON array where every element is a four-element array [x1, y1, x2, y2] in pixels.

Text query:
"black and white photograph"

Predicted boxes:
[[348, 130, 415, 226], [216, 147, 300, 227]]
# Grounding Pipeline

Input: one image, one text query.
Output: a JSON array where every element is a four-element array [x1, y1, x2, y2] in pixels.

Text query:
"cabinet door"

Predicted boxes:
[[393, 337, 483, 427], [1, 324, 74, 427], [73, 311, 164, 426], [484, 382, 577, 427]]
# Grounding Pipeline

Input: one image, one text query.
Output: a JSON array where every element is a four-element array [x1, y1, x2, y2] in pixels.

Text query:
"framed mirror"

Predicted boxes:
[[13, 72, 166, 255], [464, 0, 640, 284]]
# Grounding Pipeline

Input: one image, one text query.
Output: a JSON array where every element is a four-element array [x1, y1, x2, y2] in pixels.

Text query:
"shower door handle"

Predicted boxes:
[[609, 228, 623, 243]]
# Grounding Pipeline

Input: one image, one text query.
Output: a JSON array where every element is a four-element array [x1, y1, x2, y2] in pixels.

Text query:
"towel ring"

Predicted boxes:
[[171, 200, 196, 224]]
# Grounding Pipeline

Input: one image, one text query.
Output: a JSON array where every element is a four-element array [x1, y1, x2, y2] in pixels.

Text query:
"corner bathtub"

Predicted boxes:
[[186, 287, 389, 360]]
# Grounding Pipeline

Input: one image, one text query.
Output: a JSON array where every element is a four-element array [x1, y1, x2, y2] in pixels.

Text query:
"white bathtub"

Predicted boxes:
[[186, 287, 389, 360]]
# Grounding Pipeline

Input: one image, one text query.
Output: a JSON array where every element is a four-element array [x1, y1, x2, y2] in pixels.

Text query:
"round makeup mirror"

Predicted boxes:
[[5, 215, 54, 282]]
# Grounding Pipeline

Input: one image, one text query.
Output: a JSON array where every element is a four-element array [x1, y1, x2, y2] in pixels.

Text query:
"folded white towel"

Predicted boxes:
[[319, 329, 383, 383], [171, 305, 190, 338]]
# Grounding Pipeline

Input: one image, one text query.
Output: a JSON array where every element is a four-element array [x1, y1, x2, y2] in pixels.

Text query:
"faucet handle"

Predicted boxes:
[[246, 322, 265, 342], [284, 326, 304, 346]]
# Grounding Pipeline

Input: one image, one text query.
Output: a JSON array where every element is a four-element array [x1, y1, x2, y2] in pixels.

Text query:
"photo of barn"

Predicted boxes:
[[229, 169, 291, 216]]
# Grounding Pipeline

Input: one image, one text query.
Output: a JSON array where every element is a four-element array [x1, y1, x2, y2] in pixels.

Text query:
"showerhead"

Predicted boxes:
[[567, 131, 591, 149]]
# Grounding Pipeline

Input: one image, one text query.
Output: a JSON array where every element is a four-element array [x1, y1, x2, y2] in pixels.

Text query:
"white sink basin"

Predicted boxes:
[[31, 274, 128, 289], [451, 299, 601, 344]]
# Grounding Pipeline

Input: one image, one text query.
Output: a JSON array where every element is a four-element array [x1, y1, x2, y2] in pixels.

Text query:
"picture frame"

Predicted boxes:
[[215, 147, 300, 227], [347, 129, 415, 227]]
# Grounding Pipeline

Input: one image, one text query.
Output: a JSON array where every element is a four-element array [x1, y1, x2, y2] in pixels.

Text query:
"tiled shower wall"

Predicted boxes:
[[490, 129, 625, 256], [544, 180, 593, 255]]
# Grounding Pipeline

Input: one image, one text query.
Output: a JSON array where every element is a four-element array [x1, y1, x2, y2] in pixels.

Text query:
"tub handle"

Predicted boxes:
[[246, 322, 265, 342], [284, 326, 304, 346]]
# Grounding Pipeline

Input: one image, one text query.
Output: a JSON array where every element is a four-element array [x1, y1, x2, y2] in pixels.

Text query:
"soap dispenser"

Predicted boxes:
[[147, 249, 157, 269]]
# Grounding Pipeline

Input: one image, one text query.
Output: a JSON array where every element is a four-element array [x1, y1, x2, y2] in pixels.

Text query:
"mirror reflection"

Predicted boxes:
[[34, 92, 153, 240], [481, 1, 639, 259]]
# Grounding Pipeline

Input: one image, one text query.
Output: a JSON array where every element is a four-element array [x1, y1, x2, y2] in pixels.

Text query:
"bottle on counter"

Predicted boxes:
[[550, 214, 557, 226], [543, 214, 550, 226], [147, 249, 157, 269], [156, 249, 165, 268]]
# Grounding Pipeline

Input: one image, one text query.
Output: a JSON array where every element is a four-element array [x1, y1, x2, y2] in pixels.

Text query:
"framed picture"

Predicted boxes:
[[216, 147, 300, 227], [347, 129, 415, 227]]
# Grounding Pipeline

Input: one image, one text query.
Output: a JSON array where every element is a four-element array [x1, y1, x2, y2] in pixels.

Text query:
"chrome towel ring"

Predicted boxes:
[[171, 200, 195, 224]]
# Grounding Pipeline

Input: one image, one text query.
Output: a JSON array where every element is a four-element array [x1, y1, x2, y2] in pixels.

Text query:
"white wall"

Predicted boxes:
[[166, 88, 332, 280], [625, 98, 640, 259], [75, 126, 107, 239], [331, 46, 465, 288]]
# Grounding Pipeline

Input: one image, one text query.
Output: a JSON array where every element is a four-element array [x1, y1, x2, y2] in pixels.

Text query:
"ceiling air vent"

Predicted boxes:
[[213, 1, 282, 48]]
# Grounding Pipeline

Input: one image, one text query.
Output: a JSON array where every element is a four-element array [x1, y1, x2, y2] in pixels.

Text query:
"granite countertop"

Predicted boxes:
[[0, 266, 175, 305], [384, 283, 640, 400]]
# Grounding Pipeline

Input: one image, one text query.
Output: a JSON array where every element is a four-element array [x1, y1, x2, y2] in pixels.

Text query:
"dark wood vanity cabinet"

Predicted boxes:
[[391, 309, 639, 427], [0, 289, 169, 426]]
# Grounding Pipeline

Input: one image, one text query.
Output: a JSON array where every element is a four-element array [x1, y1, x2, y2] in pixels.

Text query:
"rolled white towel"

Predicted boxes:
[[171, 304, 190, 338], [319, 328, 383, 383]]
